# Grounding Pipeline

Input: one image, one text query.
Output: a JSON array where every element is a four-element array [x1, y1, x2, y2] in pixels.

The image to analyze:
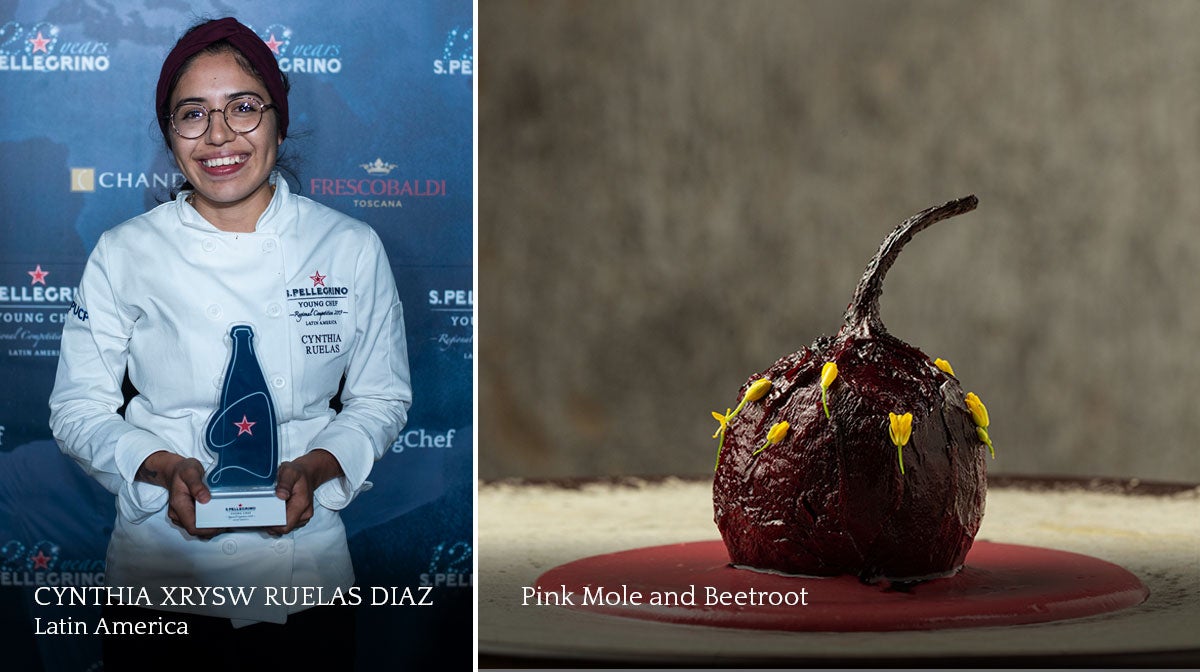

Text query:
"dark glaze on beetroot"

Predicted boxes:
[[713, 196, 988, 582]]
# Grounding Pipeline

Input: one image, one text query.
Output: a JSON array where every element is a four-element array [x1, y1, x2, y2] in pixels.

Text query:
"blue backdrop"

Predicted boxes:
[[0, 1, 473, 669]]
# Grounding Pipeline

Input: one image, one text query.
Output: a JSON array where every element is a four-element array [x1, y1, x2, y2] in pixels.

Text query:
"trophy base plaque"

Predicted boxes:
[[195, 488, 287, 528]]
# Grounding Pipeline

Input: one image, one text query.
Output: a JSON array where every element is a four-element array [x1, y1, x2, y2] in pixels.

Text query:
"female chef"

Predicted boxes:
[[48, 17, 411, 661]]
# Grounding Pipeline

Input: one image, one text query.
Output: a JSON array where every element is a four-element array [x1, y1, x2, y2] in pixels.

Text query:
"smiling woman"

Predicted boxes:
[[166, 51, 281, 232], [48, 15, 412, 669], [155, 19, 289, 233]]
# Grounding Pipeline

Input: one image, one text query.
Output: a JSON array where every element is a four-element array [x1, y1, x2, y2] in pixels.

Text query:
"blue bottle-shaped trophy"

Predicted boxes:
[[194, 324, 287, 527]]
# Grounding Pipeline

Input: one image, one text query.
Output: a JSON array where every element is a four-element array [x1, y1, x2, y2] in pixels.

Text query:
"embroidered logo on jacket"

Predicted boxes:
[[287, 270, 349, 354]]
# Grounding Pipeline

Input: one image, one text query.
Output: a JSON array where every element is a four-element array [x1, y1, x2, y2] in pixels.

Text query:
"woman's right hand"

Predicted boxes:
[[137, 451, 226, 538]]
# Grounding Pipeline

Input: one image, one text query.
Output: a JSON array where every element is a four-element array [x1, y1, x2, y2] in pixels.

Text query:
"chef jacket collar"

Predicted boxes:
[[176, 172, 288, 234]]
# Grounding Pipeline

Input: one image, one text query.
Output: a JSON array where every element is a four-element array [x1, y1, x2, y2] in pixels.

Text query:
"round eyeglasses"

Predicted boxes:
[[167, 97, 276, 139]]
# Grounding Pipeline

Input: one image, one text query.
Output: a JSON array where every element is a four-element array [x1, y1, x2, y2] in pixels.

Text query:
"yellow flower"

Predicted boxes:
[[767, 420, 790, 443], [729, 377, 773, 420], [820, 362, 838, 418], [820, 362, 838, 390], [714, 378, 775, 471], [753, 421, 790, 456], [889, 412, 913, 474], [711, 409, 731, 439], [964, 393, 995, 459], [711, 407, 732, 471], [889, 412, 913, 447], [964, 392, 990, 429], [934, 358, 955, 376], [745, 378, 772, 402]]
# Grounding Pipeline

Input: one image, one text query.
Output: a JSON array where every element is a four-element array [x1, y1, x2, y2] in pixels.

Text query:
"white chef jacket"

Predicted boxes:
[[48, 174, 411, 624]]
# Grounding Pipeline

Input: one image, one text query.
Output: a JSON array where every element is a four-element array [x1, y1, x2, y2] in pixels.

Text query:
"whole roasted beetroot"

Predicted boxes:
[[712, 196, 993, 583]]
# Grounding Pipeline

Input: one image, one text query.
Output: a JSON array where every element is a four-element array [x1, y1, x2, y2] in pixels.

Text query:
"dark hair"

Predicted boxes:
[[156, 17, 291, 142], [159, 39, 290, 142]]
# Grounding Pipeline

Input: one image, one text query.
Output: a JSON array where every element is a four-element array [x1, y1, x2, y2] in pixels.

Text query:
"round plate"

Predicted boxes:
[[480, 478, 1200, 666], [537, 539, 1149, 631]]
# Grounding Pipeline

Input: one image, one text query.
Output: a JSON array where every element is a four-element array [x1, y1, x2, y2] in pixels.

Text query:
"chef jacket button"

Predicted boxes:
[[205, 304, 222, 319], [273, 539, 291, 554], [262, 239, 277, 253], [221, 539, 237, 555], [266, 303, 282, 318], [271, 376, 286, 389], [202, 239, 217, 253]]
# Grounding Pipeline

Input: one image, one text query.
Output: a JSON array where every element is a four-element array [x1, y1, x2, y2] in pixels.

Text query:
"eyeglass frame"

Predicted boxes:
[[165, 97, 277, 139]]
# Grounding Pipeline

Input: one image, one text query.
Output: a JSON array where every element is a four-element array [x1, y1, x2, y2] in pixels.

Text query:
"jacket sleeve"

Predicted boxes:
[[48, 233, 173, 524], [308, 229, 412, 510]]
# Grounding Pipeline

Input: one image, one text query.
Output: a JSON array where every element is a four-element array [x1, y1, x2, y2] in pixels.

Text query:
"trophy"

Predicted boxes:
[[193, 324, 287, 527]]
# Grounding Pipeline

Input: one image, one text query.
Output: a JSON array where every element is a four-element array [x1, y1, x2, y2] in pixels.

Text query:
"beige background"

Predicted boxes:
[[479, 0, 1200, 482]]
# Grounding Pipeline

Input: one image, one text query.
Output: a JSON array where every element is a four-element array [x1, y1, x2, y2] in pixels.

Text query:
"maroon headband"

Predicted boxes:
[[156, 17, 289, 141]]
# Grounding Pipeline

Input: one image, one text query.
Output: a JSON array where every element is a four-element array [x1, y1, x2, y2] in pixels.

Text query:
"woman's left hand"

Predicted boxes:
[[267, 449, 343, 535]]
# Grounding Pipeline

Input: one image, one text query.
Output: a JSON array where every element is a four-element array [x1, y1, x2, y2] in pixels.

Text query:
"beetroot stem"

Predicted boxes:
[[842, 195, 979, 337]]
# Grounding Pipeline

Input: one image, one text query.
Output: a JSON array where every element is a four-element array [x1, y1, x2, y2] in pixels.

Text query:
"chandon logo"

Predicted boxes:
[[70, 168, 185, 193]]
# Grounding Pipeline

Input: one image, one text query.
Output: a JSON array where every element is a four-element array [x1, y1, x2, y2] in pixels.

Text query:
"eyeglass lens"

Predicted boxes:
[[171, 98, 268, 139]]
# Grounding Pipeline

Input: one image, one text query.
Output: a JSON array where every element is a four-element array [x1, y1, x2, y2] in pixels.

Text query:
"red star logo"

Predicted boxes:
[[32, 550, 51, 570], [264, 33, 284, 54], [28, 265, 49, 285], [310, 270, 326, 287], [29, 32, 51, 54], [234, 415, 256, 436]]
